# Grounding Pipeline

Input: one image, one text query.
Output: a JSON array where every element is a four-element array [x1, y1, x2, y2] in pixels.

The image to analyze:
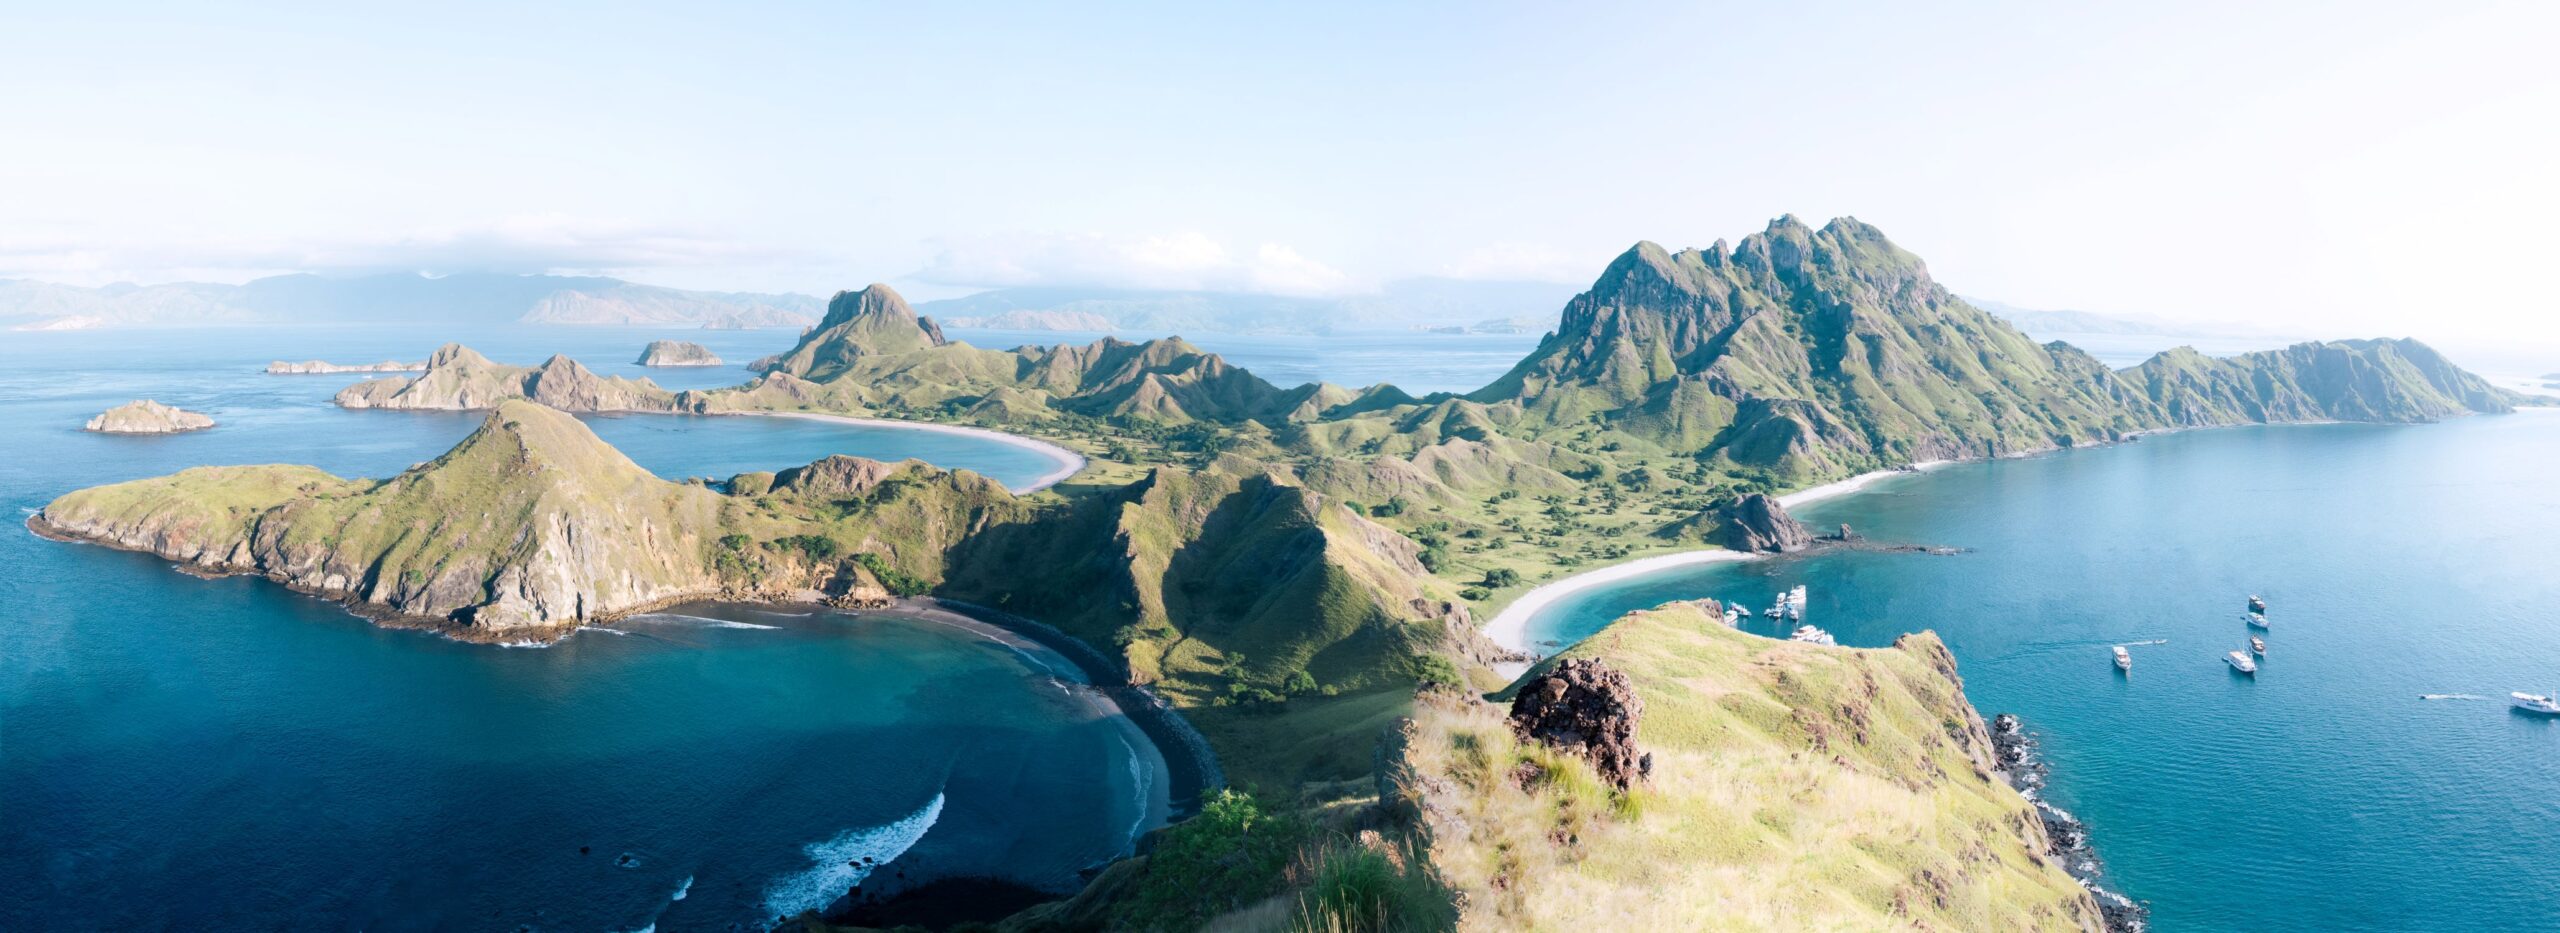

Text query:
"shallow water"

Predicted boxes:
[[0, 326, 1166, 930], [1525, 413, 2560, 930]]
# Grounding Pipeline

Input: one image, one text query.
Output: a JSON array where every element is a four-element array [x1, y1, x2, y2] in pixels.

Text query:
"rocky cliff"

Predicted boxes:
[[1659, 491, 1813, 552], [84, 400, 215, 434]]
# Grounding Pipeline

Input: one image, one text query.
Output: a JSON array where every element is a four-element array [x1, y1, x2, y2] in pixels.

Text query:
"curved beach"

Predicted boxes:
[[1485, 461, 1947, 670], [753, 411, 1088, 493]]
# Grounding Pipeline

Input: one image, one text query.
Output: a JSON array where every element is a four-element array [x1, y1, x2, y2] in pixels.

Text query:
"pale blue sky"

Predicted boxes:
[[4, 1, 2555, 352]]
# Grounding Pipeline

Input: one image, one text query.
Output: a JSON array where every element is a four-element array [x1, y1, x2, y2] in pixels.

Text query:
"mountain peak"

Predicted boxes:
[[752, 283, 950, 379]]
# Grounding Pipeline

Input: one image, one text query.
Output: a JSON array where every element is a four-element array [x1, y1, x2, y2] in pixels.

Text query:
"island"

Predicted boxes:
[[265, 359, 425, 374], [634, 339, 723, 367], [83, 400, 214, 434], [44, 215, 2527, 930]]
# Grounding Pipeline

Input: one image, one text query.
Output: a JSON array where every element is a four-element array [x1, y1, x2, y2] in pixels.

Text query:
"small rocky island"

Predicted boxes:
[[266, 359, 426, 374], [84, 400, 215, 435], [635, 340, 724, 367]]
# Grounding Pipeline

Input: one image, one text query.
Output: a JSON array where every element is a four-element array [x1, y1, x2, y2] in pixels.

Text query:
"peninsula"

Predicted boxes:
[[83, 400, 214, 434], [43, 216, 2527, 930]]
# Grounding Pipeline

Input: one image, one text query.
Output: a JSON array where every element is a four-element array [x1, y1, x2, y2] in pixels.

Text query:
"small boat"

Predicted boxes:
[[2247, 594, 2267, 614], [2226, 650, 2258, 674], [2249, 636, 2266, 656], [2245, 613, 2270, 629], [2512, 692, 2560, 715], [1790, 625, 1837, 646], [2112, 646, 2132, 671]]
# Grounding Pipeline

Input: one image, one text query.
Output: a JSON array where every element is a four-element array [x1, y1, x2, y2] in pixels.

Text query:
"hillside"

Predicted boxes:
[[1390, 601, 2106, 930]]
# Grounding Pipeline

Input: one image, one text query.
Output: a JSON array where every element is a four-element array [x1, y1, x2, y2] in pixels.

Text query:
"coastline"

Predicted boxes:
[[749, 411, 1087, 493], [1484, 459, 1950, 671]]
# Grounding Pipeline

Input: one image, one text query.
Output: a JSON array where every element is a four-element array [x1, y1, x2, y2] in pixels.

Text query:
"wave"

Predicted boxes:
[[1118, 734, 1150, 851], [762, 792, 947, 921], [671, 874, 692, 901], [628, 612, 780, 630]]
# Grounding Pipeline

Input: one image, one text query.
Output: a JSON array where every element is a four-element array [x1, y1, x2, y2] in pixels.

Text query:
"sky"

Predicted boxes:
[[3, 0, 2556, 355]]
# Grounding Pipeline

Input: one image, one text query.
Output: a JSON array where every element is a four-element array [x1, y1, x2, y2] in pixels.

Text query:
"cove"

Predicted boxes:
[[1518, 412, 2560, 931], [0, 329, 1170, 929]]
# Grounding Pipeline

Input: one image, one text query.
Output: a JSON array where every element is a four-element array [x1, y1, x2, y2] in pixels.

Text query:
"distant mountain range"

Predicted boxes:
[[919, 277, 1578, 336], [1962, 296, 2267, 341], [0, 273, 824, 331]]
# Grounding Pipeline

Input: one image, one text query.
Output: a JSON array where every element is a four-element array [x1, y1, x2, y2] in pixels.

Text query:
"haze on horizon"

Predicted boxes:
[[5, 1, 2556, 360]]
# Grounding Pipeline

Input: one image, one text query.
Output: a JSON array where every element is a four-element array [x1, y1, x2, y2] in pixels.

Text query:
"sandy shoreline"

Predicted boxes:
[[752, 411, 1088, 493], [1484, 460, 1950, 670]]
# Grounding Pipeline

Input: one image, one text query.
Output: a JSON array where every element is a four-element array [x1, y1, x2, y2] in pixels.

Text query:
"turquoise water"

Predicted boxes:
[[1526, 413, 2560, 931], [0, 328, 1163, 930]]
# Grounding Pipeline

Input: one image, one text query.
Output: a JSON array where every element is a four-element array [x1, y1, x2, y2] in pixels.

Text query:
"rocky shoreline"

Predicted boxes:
[[1991, 713, 2149, 933]]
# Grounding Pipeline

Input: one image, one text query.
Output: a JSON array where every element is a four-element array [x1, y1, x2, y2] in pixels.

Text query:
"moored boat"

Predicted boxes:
[[2512, 692, 2560, 715], [2250, 636, 2266, 656], [2246, 612, 2270, 629], [2226, 650, 2258, 674], [2113, 646, 2132, 671], [2248, 594, 2267, 614], [1789, 625, 1837, 646]]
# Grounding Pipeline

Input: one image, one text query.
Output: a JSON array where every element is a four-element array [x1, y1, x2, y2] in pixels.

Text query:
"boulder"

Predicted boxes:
[[1508, 658, 1650, 788]]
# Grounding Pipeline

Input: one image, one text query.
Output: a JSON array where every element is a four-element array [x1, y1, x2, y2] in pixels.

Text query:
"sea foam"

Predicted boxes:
[[761, 792, 946, 921]]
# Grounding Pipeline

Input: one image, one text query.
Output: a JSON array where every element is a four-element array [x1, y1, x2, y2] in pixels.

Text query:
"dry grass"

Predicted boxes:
[[1393, 603, 2102, 932]]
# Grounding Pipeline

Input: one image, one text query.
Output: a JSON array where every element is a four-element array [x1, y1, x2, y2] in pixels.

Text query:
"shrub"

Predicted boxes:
[[849, 551, 930, 596], [1116, 790, 1308, 930]]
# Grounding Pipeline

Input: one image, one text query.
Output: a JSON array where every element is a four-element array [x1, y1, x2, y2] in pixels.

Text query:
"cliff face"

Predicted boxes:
[[1660, 491, 1813, 552], [335, 344, 680, 412], [84, 400, 215, 434], [1389, 602, 2104, 931]]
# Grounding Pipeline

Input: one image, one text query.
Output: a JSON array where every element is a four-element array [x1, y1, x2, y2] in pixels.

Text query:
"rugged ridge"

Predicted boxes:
[[335, 343, 681, 412]]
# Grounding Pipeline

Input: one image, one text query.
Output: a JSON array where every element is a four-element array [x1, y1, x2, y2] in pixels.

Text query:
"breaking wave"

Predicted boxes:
[[628, 612, 780, 630], [762, 792, 946, 921]]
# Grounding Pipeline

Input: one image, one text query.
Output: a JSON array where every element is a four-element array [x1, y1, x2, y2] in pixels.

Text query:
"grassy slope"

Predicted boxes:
[[1396, 602, 2100, 931]]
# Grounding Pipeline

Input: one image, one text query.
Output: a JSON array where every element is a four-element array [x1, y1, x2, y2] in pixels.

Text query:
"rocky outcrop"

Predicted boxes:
[[1508, 658, 1650, 788], [84, 400, 214, 434], [265, 359, 425, 374], [1660, 492, 1813, 553], [335, 343, 679, 412], [750, 284, 949, 378], [634, 340, 723, 367]]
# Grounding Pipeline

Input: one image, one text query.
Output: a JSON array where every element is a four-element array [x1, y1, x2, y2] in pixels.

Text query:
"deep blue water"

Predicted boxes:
[[1526, 413, 2560, 931], [0, 327, 1167, 930]]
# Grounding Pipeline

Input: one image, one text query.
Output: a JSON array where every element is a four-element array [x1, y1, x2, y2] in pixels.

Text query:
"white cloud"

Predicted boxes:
[[912, 230, 1355, 296]]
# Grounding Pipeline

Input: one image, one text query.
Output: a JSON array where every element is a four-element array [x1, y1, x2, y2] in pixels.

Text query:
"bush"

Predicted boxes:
[[849, 551, 930, 596], [1116, 790, 1308, 930], [1293, 837, 1455, 933], [1481, 568, 1521, 588], [1407, 653, 1462, 688], [1458, 586, 1491, 601]]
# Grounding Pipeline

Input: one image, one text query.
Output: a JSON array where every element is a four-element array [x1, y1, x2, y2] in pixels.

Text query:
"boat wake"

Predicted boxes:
[[2119, 639, 2170, 647], [762, 792, 947, 922], [2421, 693, 2485, 701]]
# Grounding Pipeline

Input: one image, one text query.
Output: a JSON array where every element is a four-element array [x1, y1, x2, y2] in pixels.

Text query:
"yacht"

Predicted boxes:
[[2250, 636, 2266, 656], [2248, 594, 2267, 614], [2512, 692, 2560, 715], [2245, 612, 2270, 629], [1790, 625, 1837, 646], [2112, 646, 2132, 671], [2225, 650, 2258, 675]]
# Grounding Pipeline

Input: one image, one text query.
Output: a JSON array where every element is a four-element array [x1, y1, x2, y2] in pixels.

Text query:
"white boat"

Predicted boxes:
[[2247, 594, 2267, 614], [1785, 585, 1808, 609], [2226, 650, 2258, 674], [1790, 625, 1837, 646], [2245, 613, 2270, 629], [2512, 692, 2560, 715], [2249, 637, 2266, 656], [2112, 646, 2132, 671]]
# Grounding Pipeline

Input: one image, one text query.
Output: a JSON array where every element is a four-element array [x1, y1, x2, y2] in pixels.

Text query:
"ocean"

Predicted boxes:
[[1522, 412, 2560, 931], [0, 325, 1164, 930]]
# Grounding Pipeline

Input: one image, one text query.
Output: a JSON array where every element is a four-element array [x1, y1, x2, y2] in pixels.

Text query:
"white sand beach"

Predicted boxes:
[[1777, 459, 1950, 508], [755, 411, 1088, 493]]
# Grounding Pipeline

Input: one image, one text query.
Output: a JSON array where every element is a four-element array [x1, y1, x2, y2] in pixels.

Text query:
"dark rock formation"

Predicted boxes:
[[1991, 713, 2149, 933], [1666, 492, 1812, 553], [1508, 658, 1650, 788]]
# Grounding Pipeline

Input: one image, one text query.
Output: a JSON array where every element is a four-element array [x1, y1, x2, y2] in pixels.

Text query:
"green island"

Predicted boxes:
[[35, 216, 2528, 932]]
